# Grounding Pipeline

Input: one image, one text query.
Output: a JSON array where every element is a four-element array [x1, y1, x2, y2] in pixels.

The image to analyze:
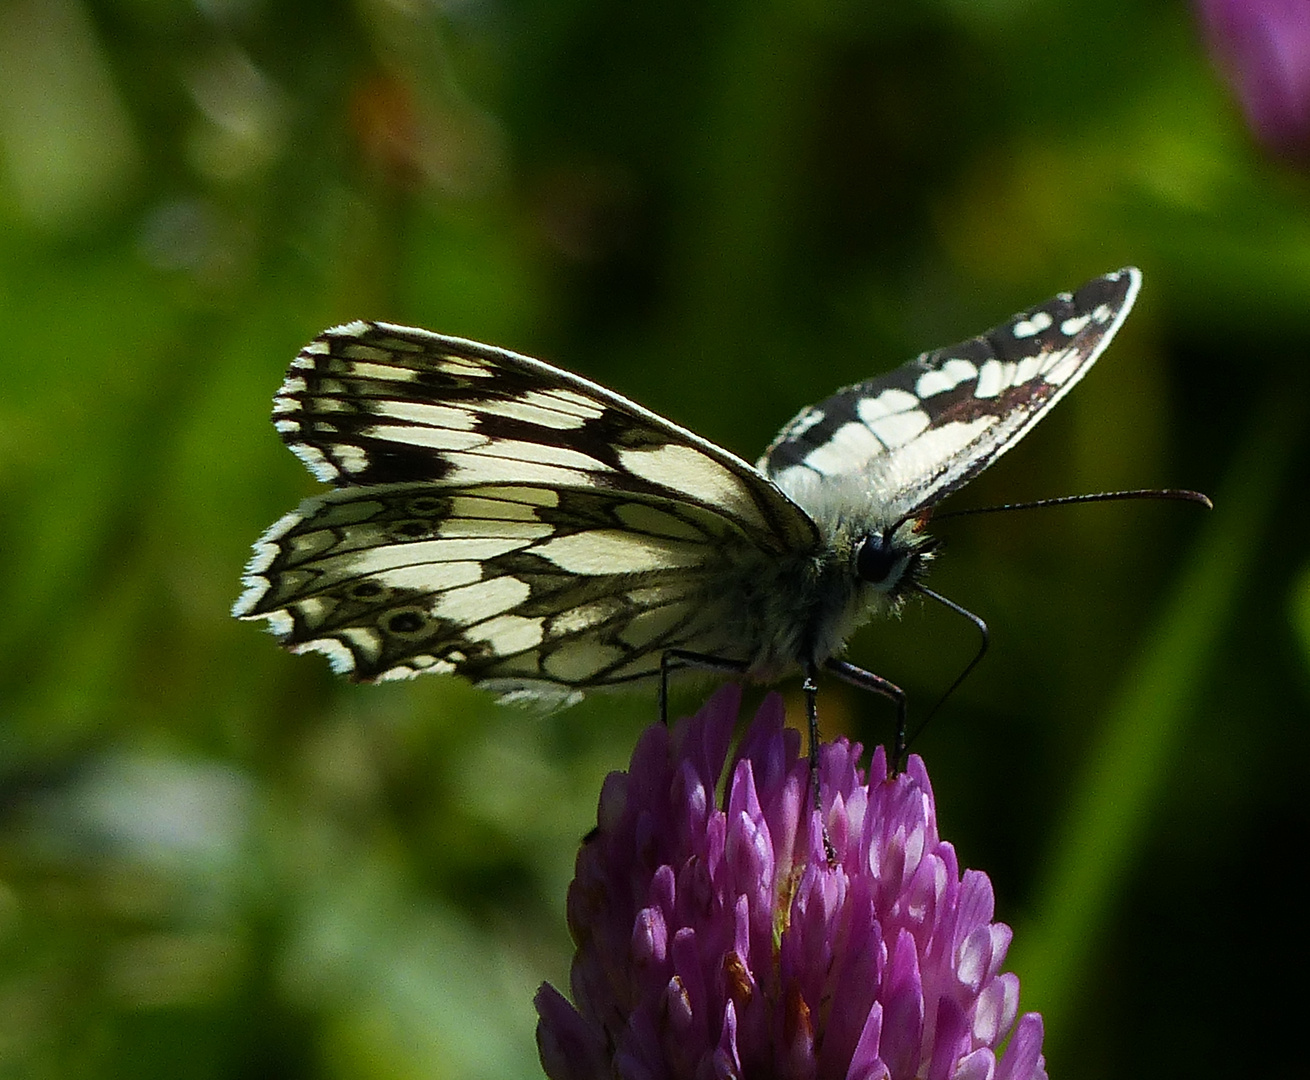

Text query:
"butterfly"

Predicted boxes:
[[235, 267, 1143, 756]]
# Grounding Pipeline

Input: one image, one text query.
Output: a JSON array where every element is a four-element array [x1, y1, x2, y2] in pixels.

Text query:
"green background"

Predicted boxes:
[[1, 1, 1305, 1077]]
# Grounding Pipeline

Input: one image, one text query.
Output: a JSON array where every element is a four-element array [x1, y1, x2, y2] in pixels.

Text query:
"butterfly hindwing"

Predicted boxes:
[[234, 478, 777, 689], [759, 268, 1140, 521]]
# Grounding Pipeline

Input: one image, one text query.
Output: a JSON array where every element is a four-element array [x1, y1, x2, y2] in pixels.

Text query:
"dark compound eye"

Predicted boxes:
[[856, 532, 900, 586]]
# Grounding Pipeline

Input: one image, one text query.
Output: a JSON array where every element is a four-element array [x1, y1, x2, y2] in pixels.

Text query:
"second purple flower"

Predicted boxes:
[[1199, 0, 1310, 158]]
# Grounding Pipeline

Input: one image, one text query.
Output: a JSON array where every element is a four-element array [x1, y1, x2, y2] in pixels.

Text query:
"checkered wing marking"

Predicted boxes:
[[759, 268, 1141, 520], [234, 483, 767, 692], [269, 321, 816, 550], [235, 322, 820, 689]]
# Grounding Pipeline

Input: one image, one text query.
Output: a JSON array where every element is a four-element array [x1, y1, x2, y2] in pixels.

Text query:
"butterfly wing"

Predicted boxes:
[[235, 481, 778, 694], [235, 322, 819, 690], [758, 268, 1140, 521]]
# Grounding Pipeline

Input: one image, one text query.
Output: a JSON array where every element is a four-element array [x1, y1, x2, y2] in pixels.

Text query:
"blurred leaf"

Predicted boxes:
[[1010, 386, 1302, 1050]]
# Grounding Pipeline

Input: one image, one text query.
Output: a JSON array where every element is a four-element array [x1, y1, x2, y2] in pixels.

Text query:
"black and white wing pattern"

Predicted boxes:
[[235, 268, 1141, 699], [233, 321, 819, 697], [759, 268, 1140, 523]]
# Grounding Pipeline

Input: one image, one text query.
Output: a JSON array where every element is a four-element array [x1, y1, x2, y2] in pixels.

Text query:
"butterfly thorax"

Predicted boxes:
[[720, 472, 934, 679]]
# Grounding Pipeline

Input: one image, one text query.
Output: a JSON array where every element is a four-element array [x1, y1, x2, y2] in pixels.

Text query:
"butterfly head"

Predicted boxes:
[[853, 517, 936, 599]]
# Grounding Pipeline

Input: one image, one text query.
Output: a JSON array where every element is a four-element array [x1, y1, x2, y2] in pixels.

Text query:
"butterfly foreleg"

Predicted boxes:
[[658, 649, 750, 725], [823, 658, 909, 773]]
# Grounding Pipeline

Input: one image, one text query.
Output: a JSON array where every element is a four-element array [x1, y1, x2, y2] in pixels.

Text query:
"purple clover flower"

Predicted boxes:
[[1198, 0, 1310, 158], [536, 685, 1046, 1080]]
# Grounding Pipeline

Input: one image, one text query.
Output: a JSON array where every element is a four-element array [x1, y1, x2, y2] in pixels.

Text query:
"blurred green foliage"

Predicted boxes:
[[1, 1, 1307, 1077]]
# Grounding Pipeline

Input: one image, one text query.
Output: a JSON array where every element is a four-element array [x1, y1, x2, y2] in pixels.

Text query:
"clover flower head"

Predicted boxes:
[[536, 684, 1047, 1080]]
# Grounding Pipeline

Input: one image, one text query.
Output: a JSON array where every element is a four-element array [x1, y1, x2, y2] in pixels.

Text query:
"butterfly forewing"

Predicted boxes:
[[759, 268, 1140, 521], [272, 322, 817, 551]]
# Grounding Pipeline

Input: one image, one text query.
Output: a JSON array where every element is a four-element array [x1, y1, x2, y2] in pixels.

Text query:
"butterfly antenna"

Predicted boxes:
[[905, 586, 989, 754], [931, 487, 1212, 522], [902, 487, 1208, 752]]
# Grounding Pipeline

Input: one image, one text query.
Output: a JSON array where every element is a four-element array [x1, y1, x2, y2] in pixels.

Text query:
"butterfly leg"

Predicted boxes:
[[659, 649, 749, 725], [801, 660, 838, 865], [823, 658, 909, 772]]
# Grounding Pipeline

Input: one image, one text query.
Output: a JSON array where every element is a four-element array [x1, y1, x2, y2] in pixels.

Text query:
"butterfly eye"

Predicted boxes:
[[855, 532, 901, 586]]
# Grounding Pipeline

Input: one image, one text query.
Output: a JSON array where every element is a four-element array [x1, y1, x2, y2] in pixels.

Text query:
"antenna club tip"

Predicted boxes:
[[1172, 489, 1214, 510]]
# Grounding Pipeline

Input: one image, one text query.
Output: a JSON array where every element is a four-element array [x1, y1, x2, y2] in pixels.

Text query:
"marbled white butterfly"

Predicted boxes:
[[235, 268, 1145, 753]]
